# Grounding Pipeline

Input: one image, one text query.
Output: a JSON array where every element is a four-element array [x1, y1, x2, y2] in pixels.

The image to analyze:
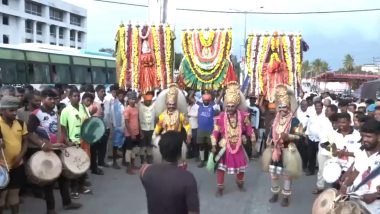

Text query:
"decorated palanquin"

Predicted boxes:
[[245, 32, 305, 102], [179, 28, 237, 90], [115, 24, 174, 93]]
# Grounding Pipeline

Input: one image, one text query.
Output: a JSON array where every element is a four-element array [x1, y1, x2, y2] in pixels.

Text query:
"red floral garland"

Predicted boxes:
[[158, 25, 167, 86], [125, 24, 132, 86]]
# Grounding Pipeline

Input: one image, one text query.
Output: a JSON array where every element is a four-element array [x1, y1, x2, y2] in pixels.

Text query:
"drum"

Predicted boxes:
[[333, 200, 365, 214], [312, 188, 338, 214], [81, 117, 106, 144], [323, 159, 342, 183], [0, 165, 9, 189], [26, 151, 62, 186], [61, 146, 90, 179]]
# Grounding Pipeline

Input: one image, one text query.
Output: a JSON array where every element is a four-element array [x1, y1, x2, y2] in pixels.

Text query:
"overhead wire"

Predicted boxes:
[[93, 0, 380, 15]]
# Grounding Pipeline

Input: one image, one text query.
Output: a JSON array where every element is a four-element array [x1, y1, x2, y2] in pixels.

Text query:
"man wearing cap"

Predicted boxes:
[[139, 92, 155, 164], [0, 96, 27, 214], [196, 91, 221, 168], [123, 91, 140, 174]]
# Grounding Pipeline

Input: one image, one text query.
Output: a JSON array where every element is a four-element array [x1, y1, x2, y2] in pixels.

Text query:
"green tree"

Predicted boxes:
[[230, 54, 241, 81], [343, 54, 354, 72], [174, 52, 184, 70], [311, 58, 330, 77], [302, 60, 311, 78], [99, 48, 115, 57]]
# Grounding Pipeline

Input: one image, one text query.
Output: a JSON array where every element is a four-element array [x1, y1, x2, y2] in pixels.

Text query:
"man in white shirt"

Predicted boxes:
[[305, 101, 326, 176], [338, 100, 354, 125], [139, 93, 156, 164], [312, 111, 338, 194], [339, 119, 380, 214], [296, 100, 309, 170], [187, 93, 199, 160], [331, 112, 362, 189]]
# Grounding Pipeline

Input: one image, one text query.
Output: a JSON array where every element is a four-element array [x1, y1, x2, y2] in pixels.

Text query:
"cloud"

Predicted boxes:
[[63, 0, 380, 69]]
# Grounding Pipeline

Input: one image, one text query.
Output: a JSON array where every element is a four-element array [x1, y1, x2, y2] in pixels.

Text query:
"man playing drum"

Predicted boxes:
[[0, 96, 28, 214], [27, 88, 81, 214], [339, 119, 380, 214], [60, 88, 92, 198]]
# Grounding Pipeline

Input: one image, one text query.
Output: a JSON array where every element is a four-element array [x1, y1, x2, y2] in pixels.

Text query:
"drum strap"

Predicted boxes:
[[354, 164, 380, 191], [139, 164, 151, 178]]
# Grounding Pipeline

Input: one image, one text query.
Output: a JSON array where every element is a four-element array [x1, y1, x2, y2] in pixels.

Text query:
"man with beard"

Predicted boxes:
[[0, 96, 27, 214], [339, 119, 380, 214], [263, 85, 303, 207], [27, 88, 81, 214]]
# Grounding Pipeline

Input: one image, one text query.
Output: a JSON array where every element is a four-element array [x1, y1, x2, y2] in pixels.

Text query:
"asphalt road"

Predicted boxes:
[[20, 159, 317, 214]]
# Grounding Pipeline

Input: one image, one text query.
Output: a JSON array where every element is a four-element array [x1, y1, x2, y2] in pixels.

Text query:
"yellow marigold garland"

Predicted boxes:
[[132, 26, 139, 89], [151, 26, 162, 87], [184, 30, 227, 77], [117, 26, 127, 87], [258, 35, 269, 92], [281, 35, 292, 85], [296, 35, 302, 82], [199, 30, 215, 47], [246, 35, 253, 78], [165, 25, 172, 84]]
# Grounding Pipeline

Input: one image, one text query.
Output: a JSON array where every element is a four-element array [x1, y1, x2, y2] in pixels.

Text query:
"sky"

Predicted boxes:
[[63, 0, 380, 70]]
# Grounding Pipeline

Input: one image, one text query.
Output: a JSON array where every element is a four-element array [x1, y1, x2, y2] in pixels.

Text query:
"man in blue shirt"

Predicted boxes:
[[197, 92, 221, 168]]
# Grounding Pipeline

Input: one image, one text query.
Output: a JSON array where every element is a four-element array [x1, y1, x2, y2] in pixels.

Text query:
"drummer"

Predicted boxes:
[[60, 88, 92, 198], [339, 119, 380, 214], [27, 88, 81, 213], [0, 96, 27, 214]]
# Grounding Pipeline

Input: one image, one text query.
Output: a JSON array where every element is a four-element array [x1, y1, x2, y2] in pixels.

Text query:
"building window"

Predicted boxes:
[[37, 40, 43, 43], [59, 44, 63, 46], [25, 39, 33, 43], [78, 32, 82, 42], [2, 0, 8, 5], [78, 47, 82, 50], [36, 22, 42, 35], [50, 42, 56, 45], [25, 20, 33, 33], [25, 1, 42, 16], [3, 35, 9, 44], [70, 14, 81, 26], [50, 8, 63, 22], [50, 25, 56, 37], [2, 15, 9, 25], [70, 30, 75, 41], [59, 28, 63, 39], [70, 45, 75, 48]]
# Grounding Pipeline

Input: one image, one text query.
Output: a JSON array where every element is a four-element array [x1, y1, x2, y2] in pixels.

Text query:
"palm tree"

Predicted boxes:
[[343, 54, 354, 72], [311, 59, 330, 78], [302, 60, 311, 78]]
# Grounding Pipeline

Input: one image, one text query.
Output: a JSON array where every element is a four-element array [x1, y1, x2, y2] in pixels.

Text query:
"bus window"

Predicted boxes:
[[27, 63, 50, 83], [72, 66, 92, 84], [51, 65, 71, 83], [92, 67, 107, 84], [0, 61, 26, 84], [107, 68, 116, 83]]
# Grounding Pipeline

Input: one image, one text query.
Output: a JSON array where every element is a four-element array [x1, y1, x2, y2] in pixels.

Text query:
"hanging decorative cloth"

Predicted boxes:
[[180, 28, 236, 90]]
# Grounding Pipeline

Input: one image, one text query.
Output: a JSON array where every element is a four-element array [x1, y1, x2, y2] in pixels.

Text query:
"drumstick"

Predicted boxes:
[[0, 148, 9, 172]]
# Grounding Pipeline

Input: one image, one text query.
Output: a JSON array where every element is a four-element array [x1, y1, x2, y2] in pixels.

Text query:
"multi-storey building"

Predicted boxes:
[[0, 0, 87, 49]]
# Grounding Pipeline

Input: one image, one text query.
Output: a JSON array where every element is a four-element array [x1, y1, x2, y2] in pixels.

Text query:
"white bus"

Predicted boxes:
[[0, 44, 116, 86]]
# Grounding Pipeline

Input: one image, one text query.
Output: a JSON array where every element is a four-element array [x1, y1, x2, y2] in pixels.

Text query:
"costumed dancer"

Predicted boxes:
[[153, 84, 191, 169], [211, 82, 256, 197], [262, 85, 303, 207], [139, 30, 159, 94], [138, 92, 155, 164]]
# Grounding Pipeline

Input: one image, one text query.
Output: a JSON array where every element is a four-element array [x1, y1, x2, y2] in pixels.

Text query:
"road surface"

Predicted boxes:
[[21, 159, 317, 214]]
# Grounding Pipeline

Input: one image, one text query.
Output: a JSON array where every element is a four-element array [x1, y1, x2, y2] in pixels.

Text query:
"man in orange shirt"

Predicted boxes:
[[123, 92, 140, 174]]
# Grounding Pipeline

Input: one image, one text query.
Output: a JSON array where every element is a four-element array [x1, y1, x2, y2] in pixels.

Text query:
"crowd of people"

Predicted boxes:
[[0, 83, 379, 214]]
